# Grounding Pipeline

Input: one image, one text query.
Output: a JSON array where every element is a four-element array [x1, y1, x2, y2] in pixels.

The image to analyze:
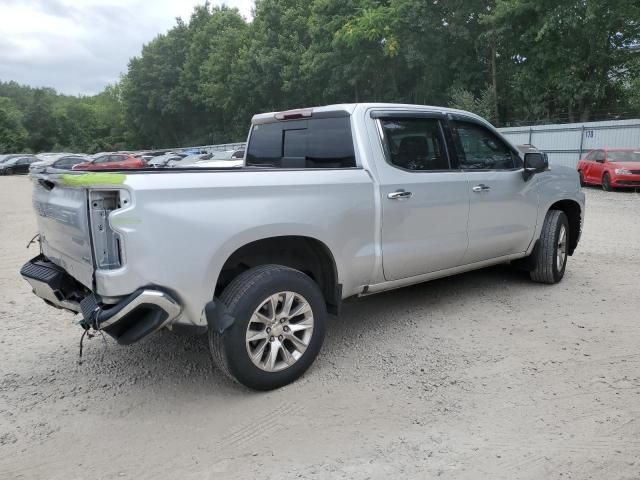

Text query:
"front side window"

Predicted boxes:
[[594, 150, 606, 162], [246, 117, 356, 168], [452, 121, 519, 170], [53, 159, 70, 169], [379, 118, 450, 171]]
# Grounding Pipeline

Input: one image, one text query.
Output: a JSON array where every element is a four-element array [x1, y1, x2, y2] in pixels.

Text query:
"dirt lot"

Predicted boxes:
[[1, 176, 639, 479]]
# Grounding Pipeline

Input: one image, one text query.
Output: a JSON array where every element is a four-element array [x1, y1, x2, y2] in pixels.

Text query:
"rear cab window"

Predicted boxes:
[[246, 116, 356, 169]]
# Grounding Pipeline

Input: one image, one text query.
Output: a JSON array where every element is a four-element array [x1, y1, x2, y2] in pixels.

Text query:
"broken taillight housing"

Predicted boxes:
[[88, 190, 128, 270]]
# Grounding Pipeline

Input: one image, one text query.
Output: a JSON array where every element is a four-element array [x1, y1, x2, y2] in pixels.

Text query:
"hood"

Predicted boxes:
[[608, 161, 640, 170]]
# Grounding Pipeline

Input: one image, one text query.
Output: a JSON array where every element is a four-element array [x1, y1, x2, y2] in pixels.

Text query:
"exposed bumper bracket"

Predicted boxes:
[[21, 256, 182, 345]]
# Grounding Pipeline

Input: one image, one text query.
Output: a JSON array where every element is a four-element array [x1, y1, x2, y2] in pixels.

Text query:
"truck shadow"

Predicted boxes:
[[74, 264, 532, 395]]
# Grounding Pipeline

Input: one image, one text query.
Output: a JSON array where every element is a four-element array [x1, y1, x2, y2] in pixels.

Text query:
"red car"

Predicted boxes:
[[577, 148, 640, 190], [73, 153, 146, 171]]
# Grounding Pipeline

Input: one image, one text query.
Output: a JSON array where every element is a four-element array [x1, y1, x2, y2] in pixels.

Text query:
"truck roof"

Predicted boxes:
[[251, 103, 487, 125]]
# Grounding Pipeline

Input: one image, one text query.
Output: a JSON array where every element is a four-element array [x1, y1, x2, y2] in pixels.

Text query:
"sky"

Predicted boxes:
[[0, 0, 254, 96]]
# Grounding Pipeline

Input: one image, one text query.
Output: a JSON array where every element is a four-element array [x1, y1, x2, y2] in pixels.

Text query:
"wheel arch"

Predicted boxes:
[[548, 200, 581, 255], [214, 235, 342, 315]]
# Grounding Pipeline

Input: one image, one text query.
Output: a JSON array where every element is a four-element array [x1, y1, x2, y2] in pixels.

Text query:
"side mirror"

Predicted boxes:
[[523, 152, 548, 180]]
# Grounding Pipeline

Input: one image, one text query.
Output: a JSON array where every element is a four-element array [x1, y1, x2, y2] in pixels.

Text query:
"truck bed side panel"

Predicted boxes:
[[99, 169, 376, 326]]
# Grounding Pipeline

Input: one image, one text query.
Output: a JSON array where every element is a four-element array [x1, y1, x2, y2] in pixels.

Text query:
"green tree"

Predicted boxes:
[[0, 97, 28, 152], [483, 0, 640, 123], [449, 86, 496, 122]]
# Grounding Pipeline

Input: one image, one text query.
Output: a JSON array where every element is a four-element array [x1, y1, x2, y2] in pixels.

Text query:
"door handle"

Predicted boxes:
[[387, 189, 413, 200], [472, 184, 491, 193]]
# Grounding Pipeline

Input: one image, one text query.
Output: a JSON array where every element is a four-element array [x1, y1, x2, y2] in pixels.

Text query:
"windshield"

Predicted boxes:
[[608, 151, 640, 162]]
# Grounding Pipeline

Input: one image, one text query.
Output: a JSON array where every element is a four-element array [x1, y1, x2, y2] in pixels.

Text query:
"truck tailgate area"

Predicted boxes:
[[32, 179, 94, 289]]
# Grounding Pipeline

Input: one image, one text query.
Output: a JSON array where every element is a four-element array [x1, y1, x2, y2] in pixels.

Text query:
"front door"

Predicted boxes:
[[449, 118, 539, 264], [588, 150, 606, 184], [371, 112, 471, 281]]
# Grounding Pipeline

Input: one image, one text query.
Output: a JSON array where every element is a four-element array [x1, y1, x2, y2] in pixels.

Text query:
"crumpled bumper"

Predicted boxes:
[[20, 255, 182, 345]]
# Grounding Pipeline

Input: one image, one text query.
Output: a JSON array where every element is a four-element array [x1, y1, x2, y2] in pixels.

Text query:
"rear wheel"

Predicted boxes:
[[530, 210, 569, 284], [602, 172, 612, 191], [209, 265, 327, 390]]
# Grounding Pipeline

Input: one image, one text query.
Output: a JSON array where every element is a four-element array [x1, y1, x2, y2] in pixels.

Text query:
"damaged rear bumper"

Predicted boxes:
[[20, 255, 182, 345]]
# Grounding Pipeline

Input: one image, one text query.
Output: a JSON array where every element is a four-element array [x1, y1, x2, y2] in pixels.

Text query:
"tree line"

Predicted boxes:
[[1, 0, 639, 154]]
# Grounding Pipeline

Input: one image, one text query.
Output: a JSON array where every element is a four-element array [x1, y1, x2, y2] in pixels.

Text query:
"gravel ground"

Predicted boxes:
[[1, 175, 640, 480]]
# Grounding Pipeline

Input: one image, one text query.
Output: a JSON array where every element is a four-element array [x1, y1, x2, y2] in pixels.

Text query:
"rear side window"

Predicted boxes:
[[379, 118, 450, 171], [246, 117, 356, 168], [53, 157, 83, 169]]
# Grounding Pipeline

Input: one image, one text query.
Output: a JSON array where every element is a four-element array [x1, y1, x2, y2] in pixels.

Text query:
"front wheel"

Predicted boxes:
[[529, 210, 569, 284], [209, 265, 327, 390], [602, 172, 612, 191], [4, 168, 13, 175]]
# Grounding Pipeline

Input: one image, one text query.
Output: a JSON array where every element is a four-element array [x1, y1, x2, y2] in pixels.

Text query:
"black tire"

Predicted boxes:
[[4, 168, 13, 175], [209, 265, 327, 390], [602, 172, 612, 191], [529, 210, 569, 284], [578, 171, 585, 187]]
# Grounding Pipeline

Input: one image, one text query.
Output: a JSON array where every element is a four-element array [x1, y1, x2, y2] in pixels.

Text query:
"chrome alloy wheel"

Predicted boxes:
[[245, 292, 314, 372], [557, 224, 567, 271]]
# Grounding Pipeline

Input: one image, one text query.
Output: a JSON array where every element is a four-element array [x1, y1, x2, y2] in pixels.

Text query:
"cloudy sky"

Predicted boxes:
[[0, 0, 254, 96]]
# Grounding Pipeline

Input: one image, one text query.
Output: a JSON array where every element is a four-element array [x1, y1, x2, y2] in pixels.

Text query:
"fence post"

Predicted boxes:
[[578, 125, 585, 162], [528, 127, 533, 145]]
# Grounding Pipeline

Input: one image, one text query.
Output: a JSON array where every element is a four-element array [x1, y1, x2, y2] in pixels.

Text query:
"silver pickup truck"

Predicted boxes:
[[21, 103, 585, 390]]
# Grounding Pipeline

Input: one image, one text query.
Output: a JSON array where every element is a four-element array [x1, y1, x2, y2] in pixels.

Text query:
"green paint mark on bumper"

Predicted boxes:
[[61, 173, 126, 187]]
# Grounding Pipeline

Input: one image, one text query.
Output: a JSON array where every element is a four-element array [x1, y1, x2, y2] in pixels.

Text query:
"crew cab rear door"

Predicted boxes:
[[369, 111, 470, 281]]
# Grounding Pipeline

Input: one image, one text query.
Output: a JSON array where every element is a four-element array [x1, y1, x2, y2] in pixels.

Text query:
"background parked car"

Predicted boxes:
[[192, 159, 244, 168], [170, 150, 244, 168], [166, 153, 211, 168], [147, 152, 187, 168], [577, 148, 640, 190], [30, 154, 91, 173], [73, 153, 146, 170], [0, 153, 33, 165], [0, 155, 39, 175]]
